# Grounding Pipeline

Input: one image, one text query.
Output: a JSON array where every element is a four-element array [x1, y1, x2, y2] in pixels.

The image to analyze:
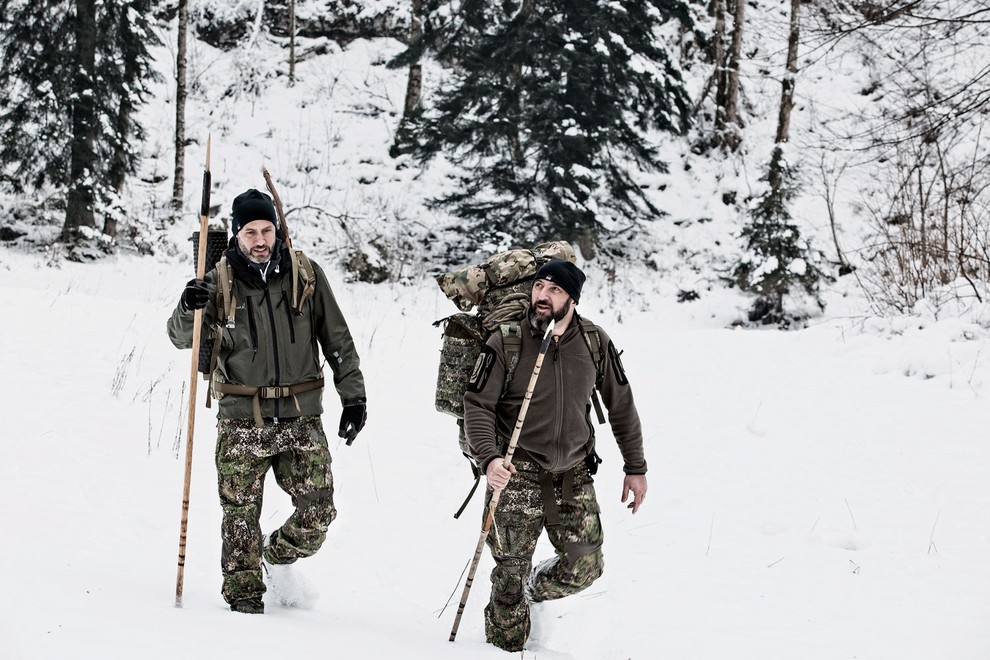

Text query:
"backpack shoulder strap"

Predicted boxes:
[[291, 249, 317, 313], [205, 256, 236, 409], [576, 316, 606, 424], [216, 255, 236, 327]]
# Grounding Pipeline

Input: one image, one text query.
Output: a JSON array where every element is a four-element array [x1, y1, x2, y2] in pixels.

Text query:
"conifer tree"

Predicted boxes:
[[0, 0, 159, 248], [97, 0, 161, 237], [0, 1, 74, 191], [400, 0, 692, 255], [731, 147, 830, 325]]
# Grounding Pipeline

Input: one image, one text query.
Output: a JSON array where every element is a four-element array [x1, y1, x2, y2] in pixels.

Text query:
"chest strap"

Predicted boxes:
[[212, 377, 325, 428]]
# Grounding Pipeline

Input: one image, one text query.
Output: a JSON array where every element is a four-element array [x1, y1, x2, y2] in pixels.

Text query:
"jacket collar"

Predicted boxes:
[[225, 237, 286, 287]]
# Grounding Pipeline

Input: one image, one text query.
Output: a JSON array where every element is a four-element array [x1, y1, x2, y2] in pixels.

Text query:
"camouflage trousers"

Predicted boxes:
[[215, 415, 337, 606], [483, 458, 604, 652]]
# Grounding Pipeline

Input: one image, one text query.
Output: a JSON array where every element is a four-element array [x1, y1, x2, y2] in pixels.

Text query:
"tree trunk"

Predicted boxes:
[[63, 0, 98, 243], [389, 0, 423, 157], [723, 0, 745, 131], [770, 0, 800, 193], [775, 0, 800, 146], [712, 0, 727, 131], [711, 0, 744, 151], [172, 0, 188, 218], [402, 0, 422, 115], [289, 0, 297, 84]]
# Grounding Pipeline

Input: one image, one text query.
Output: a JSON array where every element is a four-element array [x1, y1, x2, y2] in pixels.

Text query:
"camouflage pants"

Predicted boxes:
[[483, 458, 605, 652], [215, 415, 337, 606]]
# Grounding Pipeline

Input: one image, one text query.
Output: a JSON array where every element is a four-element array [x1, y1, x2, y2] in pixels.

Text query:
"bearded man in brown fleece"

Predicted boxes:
[[463, 259, 648, 652]]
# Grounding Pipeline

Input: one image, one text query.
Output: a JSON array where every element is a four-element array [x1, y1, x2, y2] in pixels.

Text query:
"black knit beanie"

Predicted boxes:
[[230, 189, 278, 235], [534, 259, 586, 303]]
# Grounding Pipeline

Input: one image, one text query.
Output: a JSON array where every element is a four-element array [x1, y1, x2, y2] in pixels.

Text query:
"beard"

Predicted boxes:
[[529, 298, 570, 333], [236, 236, 273, 264]]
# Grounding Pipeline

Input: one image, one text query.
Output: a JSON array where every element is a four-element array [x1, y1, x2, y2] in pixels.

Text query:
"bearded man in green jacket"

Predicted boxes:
[[167, 189, 366, 614], [463, 259, 647, 652]]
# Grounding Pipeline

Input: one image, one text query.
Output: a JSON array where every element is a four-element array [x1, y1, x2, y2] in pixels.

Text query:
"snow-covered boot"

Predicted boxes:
[[262, 534, 320, 609]]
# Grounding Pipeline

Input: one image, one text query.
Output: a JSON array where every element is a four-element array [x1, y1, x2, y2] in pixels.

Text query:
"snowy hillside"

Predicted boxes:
[[2, 249, 989, 659]]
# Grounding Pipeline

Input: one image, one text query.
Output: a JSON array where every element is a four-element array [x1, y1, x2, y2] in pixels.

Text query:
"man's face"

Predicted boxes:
[[530, 278, 574, 330], [236, 219, 276, 264]]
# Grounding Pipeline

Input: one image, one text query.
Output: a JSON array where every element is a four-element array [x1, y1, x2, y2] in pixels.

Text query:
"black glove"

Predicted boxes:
[[338, 403, 367, 445], [181, 278, 216, 311]]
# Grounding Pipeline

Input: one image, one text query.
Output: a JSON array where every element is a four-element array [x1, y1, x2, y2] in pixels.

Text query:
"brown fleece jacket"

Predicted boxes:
[[463, 315, 647, 475]]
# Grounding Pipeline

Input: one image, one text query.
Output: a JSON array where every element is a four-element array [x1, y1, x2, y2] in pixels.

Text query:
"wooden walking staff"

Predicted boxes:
[[449, 319, 556, 642], [175, 135, 212, 607]]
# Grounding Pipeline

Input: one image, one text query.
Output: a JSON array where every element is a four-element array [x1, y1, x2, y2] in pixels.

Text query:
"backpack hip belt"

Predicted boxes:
[[212, 376, 325, 428]]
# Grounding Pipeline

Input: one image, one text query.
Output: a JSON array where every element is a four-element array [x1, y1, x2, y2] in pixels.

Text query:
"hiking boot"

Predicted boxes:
[[230, 598, 264, 614], [484, 603, 528, 652]]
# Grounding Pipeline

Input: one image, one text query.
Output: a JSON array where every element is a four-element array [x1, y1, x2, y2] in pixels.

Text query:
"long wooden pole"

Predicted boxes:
[[175, 135, 211, 607], [449, 319, 555, 641]]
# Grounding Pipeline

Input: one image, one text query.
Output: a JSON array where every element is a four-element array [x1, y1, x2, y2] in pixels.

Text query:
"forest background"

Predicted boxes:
[[2, 3, 990, 658], [3, 0, 990, 326]]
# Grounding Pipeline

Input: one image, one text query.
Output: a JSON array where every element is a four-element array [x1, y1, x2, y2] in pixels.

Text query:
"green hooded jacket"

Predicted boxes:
[[167, 245, 365, 422]]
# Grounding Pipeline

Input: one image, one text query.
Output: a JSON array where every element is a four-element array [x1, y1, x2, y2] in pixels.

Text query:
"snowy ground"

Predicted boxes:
[[2, 248, 988, 659]]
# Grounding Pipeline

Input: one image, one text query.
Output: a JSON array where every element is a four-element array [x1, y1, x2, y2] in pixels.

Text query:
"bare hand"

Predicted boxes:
[[486, 459, 516, 492], [622, 474, 647, 514]]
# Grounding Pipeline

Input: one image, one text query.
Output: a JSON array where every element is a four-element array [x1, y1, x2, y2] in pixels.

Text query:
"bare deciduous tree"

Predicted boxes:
[[389, 0, 423, 158], [172, 0, 189, 219]]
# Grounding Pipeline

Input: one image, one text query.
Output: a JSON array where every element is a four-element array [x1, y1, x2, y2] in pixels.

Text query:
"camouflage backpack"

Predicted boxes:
[[433, 241, 606, 517]]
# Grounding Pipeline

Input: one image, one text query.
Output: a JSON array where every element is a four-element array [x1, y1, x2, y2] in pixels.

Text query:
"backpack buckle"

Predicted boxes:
[[260, 386, 290, 399]]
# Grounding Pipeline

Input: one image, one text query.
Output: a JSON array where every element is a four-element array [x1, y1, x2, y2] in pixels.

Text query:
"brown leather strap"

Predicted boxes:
[[204, 326, 224, 409]]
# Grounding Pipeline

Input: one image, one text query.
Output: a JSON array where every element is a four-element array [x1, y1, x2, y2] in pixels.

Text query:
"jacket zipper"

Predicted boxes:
[[263, 287, 281, 420], [247, 302, 258, 356], [282, 290, 296, 343]]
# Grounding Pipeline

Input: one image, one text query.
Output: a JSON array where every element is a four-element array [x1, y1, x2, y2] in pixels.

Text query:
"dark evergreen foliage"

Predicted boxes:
[[731, 147, 832, 325], [98, 0, 161, 195], [0, 1, 75, 190], [0, 0, 159, 235], [398, 0, 693, 253]]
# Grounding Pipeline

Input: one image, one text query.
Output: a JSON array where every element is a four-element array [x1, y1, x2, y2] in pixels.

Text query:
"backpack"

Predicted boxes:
[[433, 241, 607, 517]]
